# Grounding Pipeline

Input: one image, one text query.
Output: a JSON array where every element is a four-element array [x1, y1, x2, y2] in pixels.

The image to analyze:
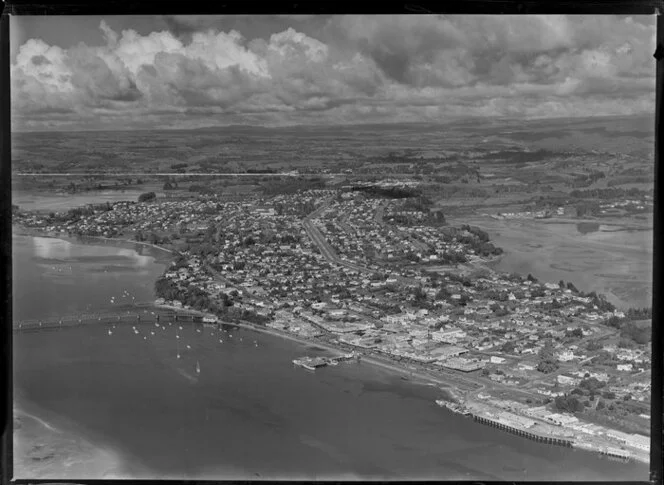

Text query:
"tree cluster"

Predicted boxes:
[[537, 340, 559, 374], [138, 192, 156, 202], [154, 277, 231, 313], [189, 184, 215, 194], [554, 394, 585, 413]]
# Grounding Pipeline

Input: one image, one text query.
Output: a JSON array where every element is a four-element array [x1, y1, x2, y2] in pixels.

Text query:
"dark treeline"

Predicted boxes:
[[262, 177, 327, 196], [478, 148, 557, 163], [430, 185, 488, 198], [189, 184, 215, 194], [606, 175, 653, 187], [170, 163, 188, 172], [246, 168, 276, 174], [603, 307, 651, 345], [570, 187, 652, 199], [64, 178, 137, 194], [352, 185, 422, 199], [458, 224, 503, 257], [155, 277, 231, 313], [50, 202, 115, 222], [138, 192, 156, 202], [568, 170, 605, 188]]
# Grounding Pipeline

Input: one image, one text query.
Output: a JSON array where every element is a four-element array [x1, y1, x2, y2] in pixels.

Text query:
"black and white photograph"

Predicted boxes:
[[8, 11, 657, 481]]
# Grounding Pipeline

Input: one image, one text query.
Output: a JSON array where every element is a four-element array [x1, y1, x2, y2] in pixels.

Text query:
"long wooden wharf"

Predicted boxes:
[[13, 306, 205, 332], [472, 413, 573, 447]]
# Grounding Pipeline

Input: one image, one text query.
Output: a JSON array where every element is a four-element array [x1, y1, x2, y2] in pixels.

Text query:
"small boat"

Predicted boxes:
[[177, 353, 180, 359], [150, 331, 155, 336], [108, 330, 113, 335], [195, 361, 201, 374], [186, 344, 191, 349]]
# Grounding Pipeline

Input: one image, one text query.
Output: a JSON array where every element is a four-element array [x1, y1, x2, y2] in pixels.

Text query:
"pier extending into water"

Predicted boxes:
[[13, 306, 208, 332], [473, 414, 573, 447]]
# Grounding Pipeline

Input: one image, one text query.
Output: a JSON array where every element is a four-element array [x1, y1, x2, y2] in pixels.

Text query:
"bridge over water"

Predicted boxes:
[[13, 304, 212, 332]]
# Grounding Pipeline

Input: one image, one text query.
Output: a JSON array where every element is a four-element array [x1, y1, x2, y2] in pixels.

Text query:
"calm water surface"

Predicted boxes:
[[481, 221, 653, 309], [13, 235, 649, 480]]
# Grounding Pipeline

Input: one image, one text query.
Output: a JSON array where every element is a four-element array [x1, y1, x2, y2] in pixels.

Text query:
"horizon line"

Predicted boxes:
[[10, 112, 655, 135]]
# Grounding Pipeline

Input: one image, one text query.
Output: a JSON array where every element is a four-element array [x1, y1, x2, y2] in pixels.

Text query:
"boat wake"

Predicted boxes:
[[175, 368, 199, 384]]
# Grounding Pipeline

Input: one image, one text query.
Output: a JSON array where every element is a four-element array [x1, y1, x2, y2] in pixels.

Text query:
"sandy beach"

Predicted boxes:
[[13, 403, 132, 479]]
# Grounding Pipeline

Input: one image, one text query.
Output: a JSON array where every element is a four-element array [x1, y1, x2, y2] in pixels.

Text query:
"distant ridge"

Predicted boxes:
[[12, 113, 653, 136]]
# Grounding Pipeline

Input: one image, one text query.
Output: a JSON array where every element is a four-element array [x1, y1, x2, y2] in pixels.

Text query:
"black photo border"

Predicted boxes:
[[0, 1, 661, 484]]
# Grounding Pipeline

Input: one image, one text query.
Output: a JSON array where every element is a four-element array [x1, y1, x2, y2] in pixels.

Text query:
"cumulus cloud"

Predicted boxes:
[[10, 14, 657, 130]]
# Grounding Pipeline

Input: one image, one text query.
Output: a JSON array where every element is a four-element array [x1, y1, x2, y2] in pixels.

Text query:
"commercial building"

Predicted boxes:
[[430, 345, 468, 361], [440, 357, 485, 372]]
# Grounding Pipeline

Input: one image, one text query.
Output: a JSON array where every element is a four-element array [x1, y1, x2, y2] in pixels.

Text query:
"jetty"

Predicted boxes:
[[471, 413, 573, 447], [293, 352, 361, 371], [293, 356, 329, 371], [436, 400, 471, 416], [334, 351, 361, 362], [13, 306, 209, 332]]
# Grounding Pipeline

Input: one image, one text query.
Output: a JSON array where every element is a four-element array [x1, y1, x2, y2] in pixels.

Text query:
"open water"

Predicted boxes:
[[12, 234, 649, 480]]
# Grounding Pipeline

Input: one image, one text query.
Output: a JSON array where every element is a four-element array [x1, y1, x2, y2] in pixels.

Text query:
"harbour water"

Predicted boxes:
[[12, 234, 649, 480], [476, 219, 653, 309]]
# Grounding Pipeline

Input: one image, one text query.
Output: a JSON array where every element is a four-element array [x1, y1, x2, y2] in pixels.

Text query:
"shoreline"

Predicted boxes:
[[12, 225, 176, 263], [12, 226, 650, 469], [225, 321, 649, 465], [12, 398, 142, 479], [237, 323, 452, 384]]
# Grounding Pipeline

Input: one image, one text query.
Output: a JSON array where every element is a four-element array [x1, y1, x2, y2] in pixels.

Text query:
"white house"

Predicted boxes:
[[557, 374, 580, 386], [432, 328, 466, 343], [557, 350, 575, 362]]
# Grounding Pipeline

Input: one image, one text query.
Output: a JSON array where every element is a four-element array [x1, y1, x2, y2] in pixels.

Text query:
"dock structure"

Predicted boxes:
[[293, 356, 329, 370], [13, 309, 205, 332], [599, 447, 632, 462], [333, 351, 361, 362], [472, 413, 574, 447]]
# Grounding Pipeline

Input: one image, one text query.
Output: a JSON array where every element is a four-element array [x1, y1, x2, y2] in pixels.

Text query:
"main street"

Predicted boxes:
[[303, 200, 374, 274], [303, 202, 418, 286]]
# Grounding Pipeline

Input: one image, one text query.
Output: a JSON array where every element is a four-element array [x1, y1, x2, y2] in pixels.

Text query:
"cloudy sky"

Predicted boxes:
[[10, 14, 657, 131]]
